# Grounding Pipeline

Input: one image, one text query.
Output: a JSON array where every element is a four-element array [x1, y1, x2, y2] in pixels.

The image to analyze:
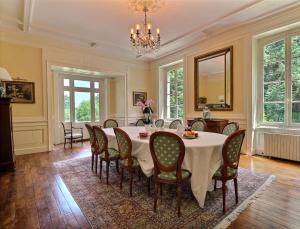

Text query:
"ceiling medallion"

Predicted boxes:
[[129, 0, 163, 56]]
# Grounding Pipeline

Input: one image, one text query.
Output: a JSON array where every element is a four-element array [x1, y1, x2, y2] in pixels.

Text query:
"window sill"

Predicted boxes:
[[255, 125, 300, 134]]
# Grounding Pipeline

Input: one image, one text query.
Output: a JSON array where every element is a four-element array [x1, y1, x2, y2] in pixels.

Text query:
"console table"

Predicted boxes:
[[187, 119, 228, 133]]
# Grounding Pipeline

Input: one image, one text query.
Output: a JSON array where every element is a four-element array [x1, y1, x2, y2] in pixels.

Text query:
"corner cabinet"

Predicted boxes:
[[0, 98, 15, 171]]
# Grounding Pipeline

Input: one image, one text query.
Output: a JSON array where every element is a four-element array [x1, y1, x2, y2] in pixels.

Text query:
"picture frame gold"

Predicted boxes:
[[3, 81, 35, 103]]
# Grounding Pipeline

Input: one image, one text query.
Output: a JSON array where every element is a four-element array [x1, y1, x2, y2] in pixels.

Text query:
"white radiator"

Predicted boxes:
[[264, 133, 300, 161]]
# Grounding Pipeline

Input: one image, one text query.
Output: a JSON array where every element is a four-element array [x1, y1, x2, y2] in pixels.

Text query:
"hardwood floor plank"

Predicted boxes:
[[0, 143, 299, 228]]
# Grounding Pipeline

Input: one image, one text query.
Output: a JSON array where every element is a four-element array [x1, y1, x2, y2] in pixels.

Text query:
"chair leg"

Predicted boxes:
[[222, 181, 226, 214], [64, 138, 66, 149], [71, 137, 73, 149], [214, 179, 217, 191], [91, 153, 94, 171], [106, 161, 110, 185], [129, 170, 133, 197], [234, 178, 238, 204], [120, 167, 124, 190], [95, 155, 98, 174], [176, 184, 182, 217], [154, 181, 158, 212], [138, 169, 141, 181], [147, 177, 151, 197], [99, 159, 102, 179], [116, 160, 119, 173], [160, 184, 163, 196]]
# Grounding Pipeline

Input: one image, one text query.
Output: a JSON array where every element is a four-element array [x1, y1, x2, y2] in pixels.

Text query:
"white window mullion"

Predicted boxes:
[[286, 35, 292, 126], [70, 79, 75, 123]]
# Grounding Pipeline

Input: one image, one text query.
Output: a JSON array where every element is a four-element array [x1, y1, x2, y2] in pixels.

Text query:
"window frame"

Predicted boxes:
[[163, 63, 184, 120], [60, 74, 104, 124], [257, 28, 300, 128]]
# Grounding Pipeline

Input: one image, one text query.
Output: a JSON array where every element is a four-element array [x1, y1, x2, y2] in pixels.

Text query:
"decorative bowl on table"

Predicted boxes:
[[139, 132, 148, 139], [182, 130, 198, 139]]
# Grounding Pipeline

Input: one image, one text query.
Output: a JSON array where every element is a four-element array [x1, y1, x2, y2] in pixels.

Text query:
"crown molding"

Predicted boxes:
[[0, 27, 150, 70], [1, 0, 299, 62]]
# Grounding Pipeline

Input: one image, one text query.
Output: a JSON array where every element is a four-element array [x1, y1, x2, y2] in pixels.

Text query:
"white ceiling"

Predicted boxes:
[[0, 0, 299, 61]]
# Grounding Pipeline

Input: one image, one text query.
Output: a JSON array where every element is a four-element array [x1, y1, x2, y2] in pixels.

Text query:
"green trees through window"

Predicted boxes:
[[63, 78, 101, 123], [262, 35, 300, 124], [167, 66, 184, 119]]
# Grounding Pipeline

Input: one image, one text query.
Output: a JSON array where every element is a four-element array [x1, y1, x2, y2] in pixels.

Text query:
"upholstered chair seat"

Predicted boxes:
[[136, 119, 145, 126], [103, 119, 118, 128], [119, 156, 140, 167], [100, 148, 120, 160], [213, 129, 245, 214], [169, 119, 182, 129], [213, 166, 237, 179], [94, 126, 120, 184], [222, 122, 239, 136], [191, 120, 207, 131], [65, 133, 82, 138], [85, 123, 98, 172], [114, 127, 150, 197], [150, 131, 191, 216], [155, 119, 164, 128], [62, 122, 83, 149], [158, 169, 191, 181]]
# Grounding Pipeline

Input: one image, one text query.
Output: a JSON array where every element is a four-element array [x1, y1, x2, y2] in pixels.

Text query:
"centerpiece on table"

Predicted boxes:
[[136, 99, 154, 124]]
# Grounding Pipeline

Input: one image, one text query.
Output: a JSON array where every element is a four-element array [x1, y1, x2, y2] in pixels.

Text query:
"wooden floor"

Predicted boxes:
[[0, 143, 300, 229]]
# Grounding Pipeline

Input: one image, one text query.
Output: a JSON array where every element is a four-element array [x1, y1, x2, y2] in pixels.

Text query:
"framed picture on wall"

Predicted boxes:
[[4, 81, 35, 103], [133, 91, 147, 106]]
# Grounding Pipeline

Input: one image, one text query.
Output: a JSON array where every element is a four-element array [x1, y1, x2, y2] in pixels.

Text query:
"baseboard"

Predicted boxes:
[[14, 146, 49, 155]]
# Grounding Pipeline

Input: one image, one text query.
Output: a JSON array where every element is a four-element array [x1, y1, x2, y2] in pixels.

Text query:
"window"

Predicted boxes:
[[74, 91, 91, 122], [258, 31, 300, 126], [62, 76, 102, 123], [164, 65, 184, 119]]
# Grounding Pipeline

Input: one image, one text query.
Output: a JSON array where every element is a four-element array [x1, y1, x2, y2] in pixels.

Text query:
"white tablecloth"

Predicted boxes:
[[103, 126, 227, 208]]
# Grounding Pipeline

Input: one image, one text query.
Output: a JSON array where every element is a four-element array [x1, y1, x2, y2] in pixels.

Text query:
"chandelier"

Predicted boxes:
[[129, 0, 162, 55]]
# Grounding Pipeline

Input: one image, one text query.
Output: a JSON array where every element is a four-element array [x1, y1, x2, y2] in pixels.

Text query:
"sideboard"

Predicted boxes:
[[187, 119, 229, 133]]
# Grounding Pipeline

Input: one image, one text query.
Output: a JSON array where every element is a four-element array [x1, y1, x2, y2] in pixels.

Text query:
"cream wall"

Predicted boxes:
[[0, 41, 49, 155], [199, 73, 225, 104], [150, 6, 300, 153], [0, 31, 153, 155]]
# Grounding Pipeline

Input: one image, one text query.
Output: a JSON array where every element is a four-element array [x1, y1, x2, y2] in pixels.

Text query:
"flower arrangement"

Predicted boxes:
[[136, 99, 154, 114]]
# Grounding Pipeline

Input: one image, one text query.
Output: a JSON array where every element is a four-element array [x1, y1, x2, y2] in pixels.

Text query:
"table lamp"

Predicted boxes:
[[0, 67, 12, 97]]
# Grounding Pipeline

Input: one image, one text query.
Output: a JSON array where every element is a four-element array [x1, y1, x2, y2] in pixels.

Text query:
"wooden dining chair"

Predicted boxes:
[[93, 126, 120, 184], [149, 131, 191, 217], [191, 119, 207, 131], [113, 128, 141, 196], [169, 119, 182, 129], [85, 123, 98, 172], [136, 119, 145, 126], [103, 119, 118, 128], [222, 122, 239, 136], [61, 122, 83, 149], [213, 130, 245, 214], [155, 119, 164, 128]]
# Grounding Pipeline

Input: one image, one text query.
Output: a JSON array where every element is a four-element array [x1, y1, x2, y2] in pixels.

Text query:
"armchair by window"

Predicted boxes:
[[61, 122, 83, 149]]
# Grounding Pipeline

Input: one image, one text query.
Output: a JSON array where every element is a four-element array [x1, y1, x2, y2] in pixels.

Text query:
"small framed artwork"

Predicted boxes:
[[4, 81, 35, 103], [133, 91, 147, 106]]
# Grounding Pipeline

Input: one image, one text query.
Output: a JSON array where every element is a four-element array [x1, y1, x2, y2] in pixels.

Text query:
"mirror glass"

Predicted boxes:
[[194, 47, 233, 111]]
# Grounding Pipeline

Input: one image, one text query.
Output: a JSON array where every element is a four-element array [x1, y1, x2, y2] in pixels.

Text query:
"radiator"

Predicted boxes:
[[264, 133, 300, 161]]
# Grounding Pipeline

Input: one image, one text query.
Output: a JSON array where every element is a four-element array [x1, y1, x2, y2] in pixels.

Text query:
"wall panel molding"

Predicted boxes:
[[13, 121, 48, 155]]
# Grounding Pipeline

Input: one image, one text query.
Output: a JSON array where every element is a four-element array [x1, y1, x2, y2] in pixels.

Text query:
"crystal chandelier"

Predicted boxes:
[[129, 1, 161, 55]]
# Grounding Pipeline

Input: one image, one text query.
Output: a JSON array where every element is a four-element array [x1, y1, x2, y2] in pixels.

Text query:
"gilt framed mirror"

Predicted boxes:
[[194, 46, 233, 111]]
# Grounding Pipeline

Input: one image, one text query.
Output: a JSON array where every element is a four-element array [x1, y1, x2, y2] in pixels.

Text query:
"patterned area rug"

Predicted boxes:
[[55, 157, 273, 229]]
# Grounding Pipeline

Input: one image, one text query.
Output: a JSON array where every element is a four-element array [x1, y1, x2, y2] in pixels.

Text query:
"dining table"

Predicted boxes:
[[103, 126, 227, 208]]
